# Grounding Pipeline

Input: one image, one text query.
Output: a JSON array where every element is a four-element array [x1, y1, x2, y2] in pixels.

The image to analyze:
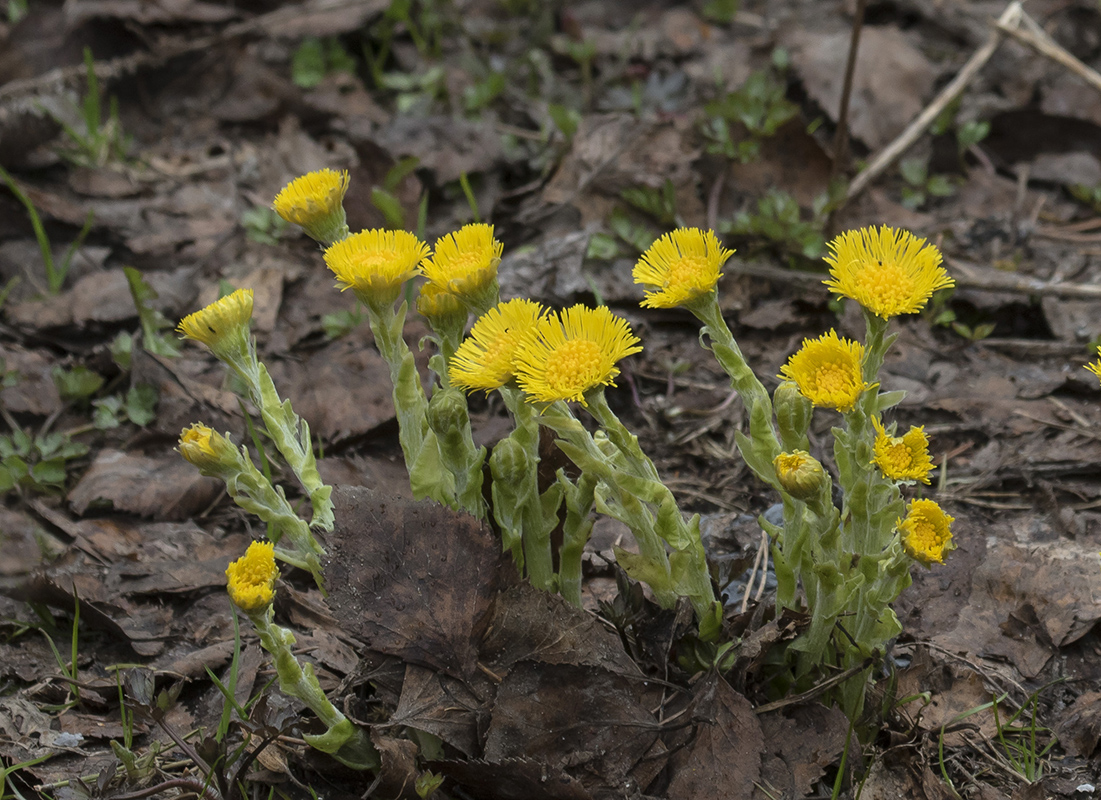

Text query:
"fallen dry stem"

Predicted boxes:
[[997, 12, 1101, 95], [845, 1, 1023, 203]]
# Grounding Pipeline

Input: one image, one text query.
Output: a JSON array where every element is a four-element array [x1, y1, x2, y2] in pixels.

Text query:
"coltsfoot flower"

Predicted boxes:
[[422, 223, 503, 310], [324, 229, 430, 309], [779, 330, 868, 413], [416, 281, 467, 326], [272, 169, 350, 244], [1084, 347, 1101, 385], [633, 228, 734, 309], [899, 498, 955, 566], [824, 226, 954, 319], [774, 450, 827, 501], [450, 299, 545, 394], [872, 417, 933, 484], [514, 305, 643, 405], [226, 541, 279, 612], [178, 423, 223, 470], [177, 289, 254, 355]]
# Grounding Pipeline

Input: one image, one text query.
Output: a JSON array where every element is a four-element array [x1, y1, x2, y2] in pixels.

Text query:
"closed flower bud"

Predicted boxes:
[[490, 437, 530, 486], [774, 380, 813, 442], [178, 423, 236, 473], [774, 450, 827, 501], [427, 388, 471, 436]]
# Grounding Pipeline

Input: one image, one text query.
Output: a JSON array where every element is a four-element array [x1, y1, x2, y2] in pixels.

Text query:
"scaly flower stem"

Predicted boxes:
[[248, 607, 379, 771], [557, 470, 596, 608], [363, 300, 453, 506], [221, 344, 334, 533], [690, 295, 782, 484]]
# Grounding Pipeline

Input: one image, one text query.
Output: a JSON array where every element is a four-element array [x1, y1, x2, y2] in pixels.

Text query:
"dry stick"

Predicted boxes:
[[830, 0, 869, 183], [999, 11, 1101, 95], [844, 1, 1024, 205]]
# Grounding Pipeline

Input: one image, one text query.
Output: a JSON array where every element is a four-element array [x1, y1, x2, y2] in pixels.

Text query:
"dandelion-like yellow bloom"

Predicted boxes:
[[416, 281, 467, 323], [177, 289, 254, 352], [633, 228, 734, 309], [824, 226, 954, 318], [450, 299, 545, 394], [514, 305, 643, 405], [774, 450, 827, 501], [779, 330, 868, 413], [422, 224, 503, 307], [178, 423, 218, 465], [272, 169, 350, 243], [226, 541, 279, 612], [872, 417, 933, 484], [1084, 346, 1101, 385], [899, 498, 955, 567], [323, 229, 429, 308]]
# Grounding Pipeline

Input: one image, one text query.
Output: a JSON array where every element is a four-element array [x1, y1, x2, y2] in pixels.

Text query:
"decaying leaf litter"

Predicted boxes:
[[1, 0, 1101, 797]]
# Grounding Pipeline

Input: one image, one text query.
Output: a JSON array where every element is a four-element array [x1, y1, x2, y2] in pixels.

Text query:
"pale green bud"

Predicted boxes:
[[774, 450, 827, 502], [427, 388, 471, 436], [490, 437, 530, 486], [775, 380, 813, 445]]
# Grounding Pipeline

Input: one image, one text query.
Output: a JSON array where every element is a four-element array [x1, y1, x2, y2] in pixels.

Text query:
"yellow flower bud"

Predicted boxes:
[[774, 380, 813, 442], [272, 169, 350, 244], [177, 289, 254, 357], [899, 499, 955, 567], [178, 423, 233, 472], [774, 450, 827, 501]]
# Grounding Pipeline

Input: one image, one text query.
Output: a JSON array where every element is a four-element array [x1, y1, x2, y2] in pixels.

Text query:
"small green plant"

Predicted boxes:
[[0, 164, 95, 295], [370, 156, 422, 230], [931, 100, 990, 161], [121, 266, 182, 360], [242, 205, 290, 245], [46, 48, 131, 168], [291, 37, 356, 88], [899, 157, 957, 210], [91, 385, 158, 430], [621, 179, 680, 227], [0, 427, 89, 494], [926, 288, 995, 341], [52, 365, 103, 402], [1070, 183, 1101, 214], [701, 57, 799, 163], [701, 0, 739, 24], [723, 189, 826, 259], [464, 71, 507, 113], [321, 304, 366, 339]]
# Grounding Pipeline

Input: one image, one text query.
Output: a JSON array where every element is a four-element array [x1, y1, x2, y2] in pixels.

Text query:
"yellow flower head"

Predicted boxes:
[[226, 541, 279, 612], [272, 169, 350, 243], [872, 417, 933, 484], [1084, 346, 1101, 385], [774, 450, 827, 501], [899, 498, 955, 567], [824, 226, 954, 318], [416, 281, 467, 324], [450, 299, 546, 394], [422, 224, 504, 309], [779, 330, 868, 412], [515, 305, 643, 405], [633, 228, 734, 309], [178, 289, 254, 353], [323, 229, 430, 309]]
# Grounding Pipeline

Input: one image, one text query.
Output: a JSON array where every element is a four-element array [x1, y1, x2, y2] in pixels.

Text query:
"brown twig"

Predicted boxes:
[[830, 0, 869, 183], [843, 1, 1024, 205]]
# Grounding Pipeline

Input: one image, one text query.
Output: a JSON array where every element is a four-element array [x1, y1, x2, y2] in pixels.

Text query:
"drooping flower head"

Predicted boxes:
[[633, 228, 734, 309], [774, 450, 827, 501], [872, 417, 933, 484], [450, 299, 545, 394], [226, 541, 279, 612], [1084, 346, 1101, 386], [422, 224, 504, 313], [899, 498, 955, 567], [779, 330, 868, 412], [514, 305, 643, 405], [178, 423, 237, 475], [272, 169, 350, 245], [177, 289, 254, 359], [323, 229, 430, 311], [824, 226, 954, 318]]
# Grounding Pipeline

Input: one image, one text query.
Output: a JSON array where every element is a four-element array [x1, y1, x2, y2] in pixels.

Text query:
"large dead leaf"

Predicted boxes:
[[480, 583, 642, 676], [324, 485, 512, 679], [483, 661, 659, 789], [1054, 691, 1101, 759], [388, 664, 488, 756], [430, 757, 591, 800], [784, 27, 937, 150], [666, 673, 764, 800], [758, 704, 849, 798], [68, 449, 221, 519]]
